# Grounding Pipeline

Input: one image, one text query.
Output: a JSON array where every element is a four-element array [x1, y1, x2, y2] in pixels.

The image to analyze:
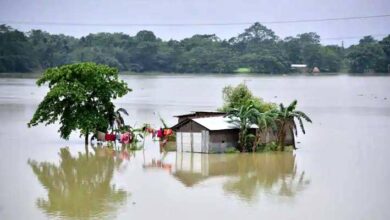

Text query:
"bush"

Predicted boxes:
[[219, 83, 276, 113], [257, 141, 278, 152], [224, 146, 239, 153]]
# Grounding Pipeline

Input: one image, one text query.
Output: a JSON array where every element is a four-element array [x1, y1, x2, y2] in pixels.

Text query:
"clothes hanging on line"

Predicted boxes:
[[105, 133, 116, 142], [164, 129, 172, 136], [120, 132, 131, 144]]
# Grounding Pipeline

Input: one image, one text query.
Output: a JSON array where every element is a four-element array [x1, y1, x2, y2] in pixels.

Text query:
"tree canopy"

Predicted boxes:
[[1, 24, 389, 74], [220, 83, 276, 113], [222, 83, 311, 152], [28, 62, 131, 144]]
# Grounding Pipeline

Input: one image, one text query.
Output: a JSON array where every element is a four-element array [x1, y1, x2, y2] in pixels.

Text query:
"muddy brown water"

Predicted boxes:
[[0, 75, 389, 220]]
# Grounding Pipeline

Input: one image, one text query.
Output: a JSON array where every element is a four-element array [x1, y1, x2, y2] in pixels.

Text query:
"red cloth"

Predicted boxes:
[[105, 133, 116, 141], [157, 129, 163, 138]]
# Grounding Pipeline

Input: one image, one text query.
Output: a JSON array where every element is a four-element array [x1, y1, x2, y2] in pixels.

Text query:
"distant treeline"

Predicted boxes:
[[0, 23, 389, 74]]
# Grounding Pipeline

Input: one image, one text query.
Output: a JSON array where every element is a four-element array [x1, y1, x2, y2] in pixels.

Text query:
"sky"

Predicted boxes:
[[0, 0, 389, 46]]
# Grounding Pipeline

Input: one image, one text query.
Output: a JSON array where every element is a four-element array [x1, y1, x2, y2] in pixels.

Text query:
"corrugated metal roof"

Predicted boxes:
[[193, 116, 257, 131], [173, 111, 225, 117]]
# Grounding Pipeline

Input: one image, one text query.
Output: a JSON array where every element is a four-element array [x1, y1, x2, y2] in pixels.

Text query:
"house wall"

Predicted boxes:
[[175, 121, 207, 153], [175, 119, 295, 153], [208, 130, 239, 153], [255, 125, 294, 146], [175, 121, 206, 132]]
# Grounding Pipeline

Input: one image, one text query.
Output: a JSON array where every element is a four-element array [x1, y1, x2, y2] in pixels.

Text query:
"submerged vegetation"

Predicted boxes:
[[222, 83, 312, 152], [1, 24, 389, 74]]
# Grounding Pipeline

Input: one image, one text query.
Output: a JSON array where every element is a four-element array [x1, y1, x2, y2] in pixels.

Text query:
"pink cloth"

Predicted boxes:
[[120, 132, 131, 144], [157, 129, 163, 138]]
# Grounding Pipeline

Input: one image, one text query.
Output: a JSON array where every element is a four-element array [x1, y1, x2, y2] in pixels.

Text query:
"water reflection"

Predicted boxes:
[[174, 152, 309, 201], [28, 147, 128, 219]]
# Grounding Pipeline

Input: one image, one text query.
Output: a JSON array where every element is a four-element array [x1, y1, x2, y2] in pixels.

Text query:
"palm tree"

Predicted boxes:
[[251, 110, 278, 152], [226, 101, 259, 152], [275, 100, 312, 151], [109, 108, 129, 130]]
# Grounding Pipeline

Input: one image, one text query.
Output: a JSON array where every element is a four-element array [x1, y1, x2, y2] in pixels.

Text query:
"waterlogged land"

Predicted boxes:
[[0, 75, 389, 219]]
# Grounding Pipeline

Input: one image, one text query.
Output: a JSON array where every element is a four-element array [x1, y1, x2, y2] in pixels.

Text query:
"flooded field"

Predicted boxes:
[[0, 74, 389, 219]]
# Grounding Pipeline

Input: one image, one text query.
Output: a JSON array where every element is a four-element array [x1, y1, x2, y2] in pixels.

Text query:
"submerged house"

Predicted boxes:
[[171, 111, 294, 153]]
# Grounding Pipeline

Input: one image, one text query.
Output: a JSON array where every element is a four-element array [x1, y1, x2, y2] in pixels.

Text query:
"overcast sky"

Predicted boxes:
[[0, 0, 389, 46]]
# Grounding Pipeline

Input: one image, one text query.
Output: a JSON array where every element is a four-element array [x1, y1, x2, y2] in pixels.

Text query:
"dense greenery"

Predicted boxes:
[[223, 83, 311, 152], [28, 63, 131, 144], [220, 83, 276, 112], [1, 24, 389, 74]]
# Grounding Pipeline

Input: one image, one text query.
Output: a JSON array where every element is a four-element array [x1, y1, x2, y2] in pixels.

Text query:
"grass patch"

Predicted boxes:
[[224, 146, 240, 153], [235, 67, 251, 73]]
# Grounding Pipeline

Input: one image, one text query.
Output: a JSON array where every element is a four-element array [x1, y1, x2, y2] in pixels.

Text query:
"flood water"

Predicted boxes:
[[0, 74, 389, 220]]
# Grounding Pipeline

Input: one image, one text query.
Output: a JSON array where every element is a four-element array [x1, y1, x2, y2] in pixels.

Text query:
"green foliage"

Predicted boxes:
[[275, 100, 312, 151], [0, 25, 36, 72], [347, 36, 387, 73], [222, 84, 312, 152], [28, 62, 131, 143], [257, 141, 279, 152], [220, 83, 276, 113], [1, 24, 389, 74], [224, 146, 239, 153], [226, 100, 259, 152]]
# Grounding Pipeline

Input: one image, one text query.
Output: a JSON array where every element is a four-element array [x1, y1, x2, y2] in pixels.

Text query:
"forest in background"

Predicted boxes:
[[0, 23, 389, 74]]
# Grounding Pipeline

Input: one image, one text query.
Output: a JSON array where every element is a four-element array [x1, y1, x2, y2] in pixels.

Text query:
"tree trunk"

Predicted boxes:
[[277, 123, 282, 147], [85, 133, 89, 157], [85, 133, 89, 145], [280, 130, 286, 151], [239, 130, 246, 152], [238, 132, 243, 152], [253, 130, 260, 152], [278, 123, 286, 151]]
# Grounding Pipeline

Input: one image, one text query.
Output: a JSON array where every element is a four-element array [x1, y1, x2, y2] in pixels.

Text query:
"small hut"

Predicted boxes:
[[291, 64, 308, 73], [171, 114, 294, 153]]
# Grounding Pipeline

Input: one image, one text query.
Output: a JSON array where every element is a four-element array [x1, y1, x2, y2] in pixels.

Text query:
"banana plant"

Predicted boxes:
[[275, 100, 312, 151]]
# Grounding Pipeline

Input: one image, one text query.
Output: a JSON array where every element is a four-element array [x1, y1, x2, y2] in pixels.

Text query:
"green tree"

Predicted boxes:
[[28, 62, 131, 145], [226, 101, 259, 152], [283, 32, 323, 70], [379, 35, 390, 72], [251, 110, 277, 152], [275, 100, 312, 151], [0, 25, 36, 72], [220, 83, 276, 113], [232, 22, 278, 46], [347, 36, 387, 73], [3, 24, 390, 74], [319, 46, 343, 72], [28, 30, 77, 68]]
